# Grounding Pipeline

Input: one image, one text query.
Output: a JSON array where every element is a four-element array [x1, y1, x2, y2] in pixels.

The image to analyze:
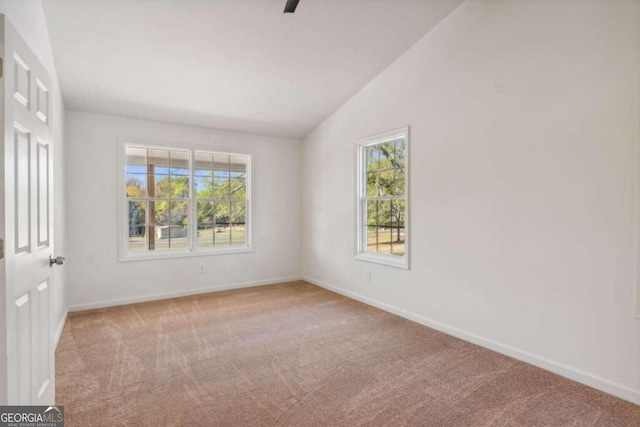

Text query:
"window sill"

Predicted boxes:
[[119, 246, 255, 263], [355, 252, 409, 270]]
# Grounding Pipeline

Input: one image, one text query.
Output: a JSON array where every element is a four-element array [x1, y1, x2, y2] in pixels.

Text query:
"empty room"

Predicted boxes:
[[0, 0, 639, 425]]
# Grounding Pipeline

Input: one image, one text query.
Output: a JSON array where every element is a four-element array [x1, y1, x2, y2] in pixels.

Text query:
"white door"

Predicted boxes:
[[1, 15, 56, 405]]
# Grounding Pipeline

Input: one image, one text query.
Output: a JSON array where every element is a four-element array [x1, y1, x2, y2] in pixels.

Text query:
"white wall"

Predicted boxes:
[[0, 0, 67, 403], [302, 0, 640, 404], [65, 111, 301, 309]]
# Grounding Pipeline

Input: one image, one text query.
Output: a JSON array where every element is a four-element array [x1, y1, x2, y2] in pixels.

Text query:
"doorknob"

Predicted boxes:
[[49, 255, 65, 267]]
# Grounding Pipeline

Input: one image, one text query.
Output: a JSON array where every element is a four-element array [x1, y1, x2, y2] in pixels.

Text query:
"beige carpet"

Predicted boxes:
[[56, 281, 640, 426]]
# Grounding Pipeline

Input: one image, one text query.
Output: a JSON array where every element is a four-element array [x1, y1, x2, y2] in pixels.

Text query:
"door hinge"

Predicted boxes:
[[0, 57, 3, 78], [0, 239, 3, 259]]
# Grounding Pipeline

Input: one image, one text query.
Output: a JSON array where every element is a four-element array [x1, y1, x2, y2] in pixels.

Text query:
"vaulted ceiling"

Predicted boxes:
[[42, 0, 464, 138]]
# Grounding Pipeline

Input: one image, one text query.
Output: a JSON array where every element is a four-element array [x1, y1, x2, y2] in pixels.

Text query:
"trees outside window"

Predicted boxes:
[[122, 144, 251, 259]]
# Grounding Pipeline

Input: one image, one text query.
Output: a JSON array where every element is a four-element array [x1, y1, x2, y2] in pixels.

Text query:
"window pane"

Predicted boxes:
[[214, 202, 231, 246], [126, 147, 147, 174], [197, 201, 214, 248], [366, 146, 380, 171], [214, 225, 230, 246], [195, 176, 213, 199], [394, 169, 405, 196], [148, 149, 169, 174], [394, 139, 405, 168], [148, 200, 169, 251], [150, 201, 169, 226], [230, 156, 247, 178], [379, 169, 394, 197], [169, 201, 188, 226], [393, 199, 405, 229], [169, 227, 189, 249], [215, 202, 230, 226], [214, 177, 230, 198], [153, 213, 188, 251], [125, 164, 147, 175], [198, 228, 214, 248], [392, 229, 405, 256], [151, 174, 172, 198], [169, 150, 189, 175], [126, 173, 147, 197], [366, 226, 377, 253], [375, 200, 391, 255], [367, 200, 378, 227], [197, 201, 213, 226], [379, 142, 395, 169], [365, 200, 378, 254], [230, 201, 246, 224], [195, 151, 212, 171], [391, 200, 405, 256], [231, 224, 246, 246], [378, 200, 392, 228], [366, 172, 378, 197], [230, 178, 246, 199], [168, 201, 189, 249], [213, 154, 230, 176], [170, 175, 190, 198], [377, 227, 391, 254], [128, 201, 146, 252]]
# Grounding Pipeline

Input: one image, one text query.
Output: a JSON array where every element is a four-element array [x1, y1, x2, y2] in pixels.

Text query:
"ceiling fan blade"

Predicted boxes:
[[284, 0, 300, 13]]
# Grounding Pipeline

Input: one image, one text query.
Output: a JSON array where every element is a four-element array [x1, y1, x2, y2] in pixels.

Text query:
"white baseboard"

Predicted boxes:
[[54, 309, 68, 350], [302, 275, 640, 406], [68, 275, 303, 312]]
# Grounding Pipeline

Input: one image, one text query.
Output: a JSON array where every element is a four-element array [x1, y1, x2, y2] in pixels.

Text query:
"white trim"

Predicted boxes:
[[634, 120, 640, 319], [302, 275, 640, 405], [54, 309, 68, 349], [68, 275, 302, 312], [354, 126, 410, 270], [117, 139, 253, 262], [355, 252, 408, 269], [119, 247, 255, 262]]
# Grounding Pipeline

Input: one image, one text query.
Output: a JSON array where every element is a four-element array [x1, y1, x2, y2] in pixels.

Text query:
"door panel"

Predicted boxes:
[[36, 281, 50, 399], [35, 80, 48, 124], [37, 142, 49, 247], [13, 53, 29, 108], [14, 125, 30, 254], [3, 16, 55, 405], [15, 292, 31, 404]]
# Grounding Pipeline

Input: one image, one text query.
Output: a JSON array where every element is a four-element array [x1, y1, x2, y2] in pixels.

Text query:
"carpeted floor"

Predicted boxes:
[[56, 281, 640, 426]]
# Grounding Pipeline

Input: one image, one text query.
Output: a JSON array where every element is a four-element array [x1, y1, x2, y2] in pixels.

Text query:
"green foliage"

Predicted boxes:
[[152, 176, 189, 226], [366, 140, 406, 242], [126, 177, 145, 234], [195, 177, 247, 226]]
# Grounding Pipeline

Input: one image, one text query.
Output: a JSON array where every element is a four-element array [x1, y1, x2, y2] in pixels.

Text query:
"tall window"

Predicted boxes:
[[122, 143, 251, 260], [356, 127, 409, 269]]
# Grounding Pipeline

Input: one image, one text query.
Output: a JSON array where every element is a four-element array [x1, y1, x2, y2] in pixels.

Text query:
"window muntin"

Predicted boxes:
[[123, 144, 250, 260], [356, 128, 408, 268]]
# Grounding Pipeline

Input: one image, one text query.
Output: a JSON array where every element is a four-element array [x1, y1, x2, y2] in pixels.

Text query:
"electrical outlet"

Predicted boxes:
[[198, 264, 205, 273], [365, 270, 371, 281]]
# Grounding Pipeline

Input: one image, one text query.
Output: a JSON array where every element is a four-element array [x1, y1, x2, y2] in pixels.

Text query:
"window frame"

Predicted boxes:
[[355, 126, 410, 269], [117, 139, 253, 262]]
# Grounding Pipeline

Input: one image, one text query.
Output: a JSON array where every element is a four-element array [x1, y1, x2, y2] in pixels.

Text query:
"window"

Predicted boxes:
[[356, 127, 409, 269], [121, 143, 251, 261]]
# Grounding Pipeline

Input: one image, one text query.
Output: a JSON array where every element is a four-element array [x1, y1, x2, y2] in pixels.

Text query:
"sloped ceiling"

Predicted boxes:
[[42, 0, 464, 138]]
